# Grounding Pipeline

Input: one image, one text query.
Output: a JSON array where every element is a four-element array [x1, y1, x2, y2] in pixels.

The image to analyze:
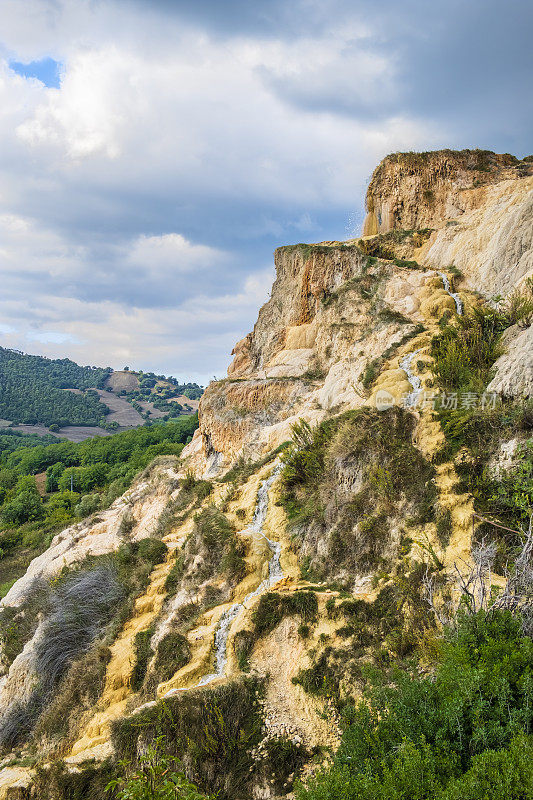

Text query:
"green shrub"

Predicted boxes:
[[191, 507, 245, 582], [32, 759, 118, 800], [153, 632, 191, 683], [280, 407, 437, 575], [164, 554, 186, 594], [262, 736, 309, 793], [112, 679, 264, 800], [252, 591, 318, 637], [137, 538, 168, 566], [233, 630, 255, 672], [296, 610, 533, 800], [378, 307, 411, 325], [435, 507, 453, 546], [431, 306, 507, 391], [220, 443, 288, 484], [498, 277, 533, 328], [439, 735, 533, 799], [106, 738, 210, 799], [131, 629, 154, 691]]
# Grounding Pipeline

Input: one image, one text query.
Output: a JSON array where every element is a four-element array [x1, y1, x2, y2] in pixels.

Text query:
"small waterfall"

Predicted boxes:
[[438, 272, 463, 315], [399, 349, 423, 407], [165, 467, 283, 694]]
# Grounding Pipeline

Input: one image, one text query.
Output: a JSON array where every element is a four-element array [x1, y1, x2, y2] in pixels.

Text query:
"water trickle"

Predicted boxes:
[[400, 349, 423, 407], [438, 272, 463, 315], [167, 467, 283, 693]]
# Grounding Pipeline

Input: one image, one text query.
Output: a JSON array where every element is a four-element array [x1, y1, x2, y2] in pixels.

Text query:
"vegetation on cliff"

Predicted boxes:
[[430, 290, 533, 562], [280, 407, 438, 582], [297, 610, 533, 800]]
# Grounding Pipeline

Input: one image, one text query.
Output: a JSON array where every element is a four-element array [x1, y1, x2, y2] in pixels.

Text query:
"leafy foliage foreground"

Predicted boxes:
[[297, 610, 533, 800]]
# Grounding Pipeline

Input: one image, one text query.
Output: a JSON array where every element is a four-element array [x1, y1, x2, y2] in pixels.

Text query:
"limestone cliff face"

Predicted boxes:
[[185, 149, 532, 476], [363, 149, 533, 296], [362, 149, 529, 235], [190, 245, 440, 473]]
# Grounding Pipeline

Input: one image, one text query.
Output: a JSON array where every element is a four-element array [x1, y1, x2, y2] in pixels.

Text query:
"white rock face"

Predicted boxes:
[[421, 177, 533, 297], [487, 325, 533, 397], [264, 348, 315, 378]]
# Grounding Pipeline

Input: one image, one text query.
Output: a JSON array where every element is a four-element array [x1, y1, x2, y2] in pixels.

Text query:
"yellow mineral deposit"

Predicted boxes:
[[66, 516, 194, 763]]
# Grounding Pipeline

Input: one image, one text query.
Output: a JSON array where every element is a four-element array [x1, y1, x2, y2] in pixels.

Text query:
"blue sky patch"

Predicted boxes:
[[10, 56, 61, 88]]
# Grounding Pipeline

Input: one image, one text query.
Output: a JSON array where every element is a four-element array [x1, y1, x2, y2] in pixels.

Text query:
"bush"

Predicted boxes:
[[164, 554, 186, 594], [499, 277, 533, 328], [33, 642, 111, 744], [233, 629, 255, 672], [106, 738, 210, 799], [137, 537, 168, 566], [296, 610, 533, 800], [112, 679, 264, 800], [153, 632, 191, 683], [32, 759, 117, 800], [190, 507, 245, 583], [280, 408, 437, 576], [131, 629, 154, 692], [34, 567, 123, 689], [0, 566, 122, 750], [431, 305, 507, 391], [252, 591, 318, 637], [439, 735, 533, 799]]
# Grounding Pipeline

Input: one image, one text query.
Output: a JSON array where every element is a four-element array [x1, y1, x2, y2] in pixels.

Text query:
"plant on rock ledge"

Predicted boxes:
[[107, 738, 211, 800]]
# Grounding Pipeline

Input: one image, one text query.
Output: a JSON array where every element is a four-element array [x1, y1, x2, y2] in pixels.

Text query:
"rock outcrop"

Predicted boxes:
[[185, 150, 532, 476], [363, 149, 529, 234]]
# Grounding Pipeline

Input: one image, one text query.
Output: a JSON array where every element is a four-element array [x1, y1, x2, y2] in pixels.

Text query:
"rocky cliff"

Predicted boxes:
[[186, 149, 532, 476], [0, 149, 531, 799]]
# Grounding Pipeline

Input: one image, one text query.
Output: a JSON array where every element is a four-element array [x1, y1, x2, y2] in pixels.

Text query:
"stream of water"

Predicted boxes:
[[165, 467, 283, 694], [399, 349, 423, 407], [400, 271, 463, 406], [438, 272, 463, 315]]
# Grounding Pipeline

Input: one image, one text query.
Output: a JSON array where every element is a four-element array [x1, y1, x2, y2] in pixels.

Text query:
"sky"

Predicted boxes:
[[0, 0, 531, 384]]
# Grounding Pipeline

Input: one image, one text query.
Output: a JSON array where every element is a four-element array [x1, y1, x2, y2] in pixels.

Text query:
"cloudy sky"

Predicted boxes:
[[0, 0, 531, 383]]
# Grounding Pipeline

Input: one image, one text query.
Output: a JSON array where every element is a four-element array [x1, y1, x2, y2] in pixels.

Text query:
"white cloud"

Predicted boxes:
[[127, 233, 225, 276], [0, 207, 269, 381], [8, 31, 437, 208]]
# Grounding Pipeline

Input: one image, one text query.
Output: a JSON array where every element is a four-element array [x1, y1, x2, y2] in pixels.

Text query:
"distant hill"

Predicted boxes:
[[0, 348, 110, 428], [0, 347, 203, 442]]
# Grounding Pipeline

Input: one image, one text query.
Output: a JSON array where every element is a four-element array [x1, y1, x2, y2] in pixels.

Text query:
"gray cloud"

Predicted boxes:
[[0, 0, 530, 381]]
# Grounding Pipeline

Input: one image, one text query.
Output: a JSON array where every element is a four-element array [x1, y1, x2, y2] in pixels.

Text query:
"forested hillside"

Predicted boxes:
[[0, 348, 110, 427], [0, 415, 198, 596], [0, 347, 203, 433]]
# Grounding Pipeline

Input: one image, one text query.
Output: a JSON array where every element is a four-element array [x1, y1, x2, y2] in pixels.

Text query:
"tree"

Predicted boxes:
[[2, 488, 43, 525]]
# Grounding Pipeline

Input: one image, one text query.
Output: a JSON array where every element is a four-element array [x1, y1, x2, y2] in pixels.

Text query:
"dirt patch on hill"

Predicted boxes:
[[104, 370, 140, 392], [96, 391, 144, 427], [5, 423, 111, 442], [138, 401, 166, 419]]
